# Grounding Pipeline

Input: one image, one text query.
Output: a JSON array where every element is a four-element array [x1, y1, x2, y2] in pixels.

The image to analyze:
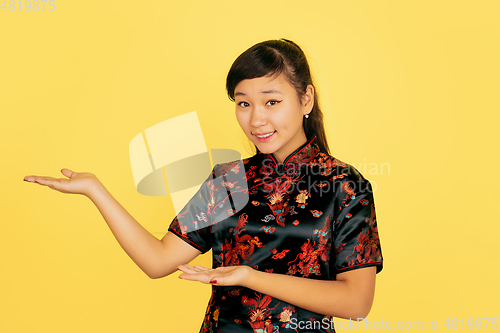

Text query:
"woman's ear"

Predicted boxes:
[[302, 84, 315, 115]]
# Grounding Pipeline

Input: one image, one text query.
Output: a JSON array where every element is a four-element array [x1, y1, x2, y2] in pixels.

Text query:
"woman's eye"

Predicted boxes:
[[238, 102, 249, 108], [266, 100, 281, 106]]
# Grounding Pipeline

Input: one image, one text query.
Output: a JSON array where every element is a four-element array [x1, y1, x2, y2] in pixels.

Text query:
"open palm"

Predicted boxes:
[[24, 168, 99, 197], [177, 264, 253, 287]]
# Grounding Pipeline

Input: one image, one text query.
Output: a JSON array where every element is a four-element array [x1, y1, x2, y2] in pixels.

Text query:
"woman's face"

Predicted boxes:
[[234, 73, 313, 163]]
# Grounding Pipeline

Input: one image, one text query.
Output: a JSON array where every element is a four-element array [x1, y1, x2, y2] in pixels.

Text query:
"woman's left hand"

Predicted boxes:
[[177, 264, 253, 286]]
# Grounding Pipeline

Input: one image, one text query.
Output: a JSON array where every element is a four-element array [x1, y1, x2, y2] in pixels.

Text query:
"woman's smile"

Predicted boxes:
[[254, 130, 276, 141]]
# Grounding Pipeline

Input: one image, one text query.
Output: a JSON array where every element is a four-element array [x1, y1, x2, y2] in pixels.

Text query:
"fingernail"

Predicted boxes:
[[209, 279, 217, 284]]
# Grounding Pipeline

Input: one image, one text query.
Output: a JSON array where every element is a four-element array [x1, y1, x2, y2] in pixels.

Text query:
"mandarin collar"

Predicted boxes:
[[260, 136, 320, 174]]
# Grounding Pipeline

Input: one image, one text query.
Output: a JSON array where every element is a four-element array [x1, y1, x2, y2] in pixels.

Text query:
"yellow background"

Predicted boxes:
[[2, 0, 499, 332]]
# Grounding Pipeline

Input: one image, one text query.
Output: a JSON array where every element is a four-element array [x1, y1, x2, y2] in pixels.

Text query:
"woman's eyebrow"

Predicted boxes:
[[234, 89, 283, 97], [261, 89, 283, 95]]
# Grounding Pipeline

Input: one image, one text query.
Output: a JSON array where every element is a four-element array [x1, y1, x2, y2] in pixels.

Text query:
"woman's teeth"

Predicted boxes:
[[256, 131, 275, 138]]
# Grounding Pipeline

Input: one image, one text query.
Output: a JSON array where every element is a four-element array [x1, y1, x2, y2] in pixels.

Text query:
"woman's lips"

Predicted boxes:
[[254, 131, 276, 142]]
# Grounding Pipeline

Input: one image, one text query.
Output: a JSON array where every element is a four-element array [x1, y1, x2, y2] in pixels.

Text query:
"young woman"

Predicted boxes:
[[24, 39, 383, 333]]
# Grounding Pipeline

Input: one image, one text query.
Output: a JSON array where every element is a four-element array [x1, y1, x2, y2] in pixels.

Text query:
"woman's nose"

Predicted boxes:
[[250, 106, 267, 127]]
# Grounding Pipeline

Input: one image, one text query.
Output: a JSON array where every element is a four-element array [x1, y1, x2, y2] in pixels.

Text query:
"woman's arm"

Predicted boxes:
[[87, 180, 203, 279], [177, 264, 377, 319], [24, 169, 201, 279], [245, 266, 376, 319]]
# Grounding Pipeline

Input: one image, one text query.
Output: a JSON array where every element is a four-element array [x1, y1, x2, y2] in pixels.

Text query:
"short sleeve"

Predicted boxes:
[[167, 167, 217, 254], [332, 178, 383, 276]]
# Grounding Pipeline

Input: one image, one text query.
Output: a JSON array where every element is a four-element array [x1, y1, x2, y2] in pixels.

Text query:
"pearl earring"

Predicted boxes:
[[305, 114, 309, 118]]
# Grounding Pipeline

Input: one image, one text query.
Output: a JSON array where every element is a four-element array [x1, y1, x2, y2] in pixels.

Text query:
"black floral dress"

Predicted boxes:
[[168, 136, 383, 333]]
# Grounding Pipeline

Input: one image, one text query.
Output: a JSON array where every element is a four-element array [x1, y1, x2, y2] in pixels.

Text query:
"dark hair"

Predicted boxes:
[[226, 39, 330, 155]]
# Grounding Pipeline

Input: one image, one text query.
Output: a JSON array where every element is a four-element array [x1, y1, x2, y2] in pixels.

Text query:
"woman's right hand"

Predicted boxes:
[[23, 168, 101, 198]]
